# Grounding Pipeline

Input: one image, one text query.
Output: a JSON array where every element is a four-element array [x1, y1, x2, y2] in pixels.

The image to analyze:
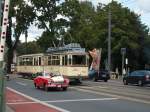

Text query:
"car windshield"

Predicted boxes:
[[50, 72, 61, 77], [43, 72, 50, 77]]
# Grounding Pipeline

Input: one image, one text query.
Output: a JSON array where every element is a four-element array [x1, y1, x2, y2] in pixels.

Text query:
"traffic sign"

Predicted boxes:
[[121, 48, 126, 54]]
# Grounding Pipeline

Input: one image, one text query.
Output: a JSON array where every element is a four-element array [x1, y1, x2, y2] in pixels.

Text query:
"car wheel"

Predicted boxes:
[[138, 80, 143, 86], [34, 83, 40, 89], [44, 84, 49, 91], [62, 87, 67, 91], [123, 79, 128, 85], [104, 79, 108, 82], [93, 77, 98, 82]]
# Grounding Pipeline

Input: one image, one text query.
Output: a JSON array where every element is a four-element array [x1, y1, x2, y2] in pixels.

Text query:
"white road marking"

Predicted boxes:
[[7, 87, 70, 112], [16, 82, 27, 86], [80, 86, 108, 89], [7, 101, 37, 105], [71, 87, 150, 104], [44, 98, 119, 103], [7, 98, 119, 105]]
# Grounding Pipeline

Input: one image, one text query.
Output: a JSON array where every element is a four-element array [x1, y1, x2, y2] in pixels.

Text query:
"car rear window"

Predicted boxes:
[[145, 71, 150, 75], [130, 71, 150, 76], [137, 71, 150, 76]]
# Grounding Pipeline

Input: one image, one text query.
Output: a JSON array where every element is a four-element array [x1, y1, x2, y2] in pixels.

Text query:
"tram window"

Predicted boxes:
[[19, 58, 23, 65], [35, 58, 38, 65], [68, 55, 72, 65], [62, 56, 67, 65], [33, 58, 36, 65], [65, 55, 67, 65], [39, 57, 41, 65], [48, 55, 60, 65], [48, 56, 51, 65], [20, 57, 33, 66], [72, 55, 86, 65]]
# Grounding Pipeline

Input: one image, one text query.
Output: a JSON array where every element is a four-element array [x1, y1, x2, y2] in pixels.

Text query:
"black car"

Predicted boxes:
[[89, 69, 110, 82], [123, 70, 150, 86]]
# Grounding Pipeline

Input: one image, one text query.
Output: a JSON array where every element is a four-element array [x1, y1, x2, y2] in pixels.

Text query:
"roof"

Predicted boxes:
[[46, 43, 86, 54], [18, 53, 45, 57]]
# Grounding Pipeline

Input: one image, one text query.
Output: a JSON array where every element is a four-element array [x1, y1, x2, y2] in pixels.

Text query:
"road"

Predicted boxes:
[[6, 77, 150, 112]]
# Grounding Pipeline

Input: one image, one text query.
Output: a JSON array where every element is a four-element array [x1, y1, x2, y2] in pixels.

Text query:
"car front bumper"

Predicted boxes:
[[47, 83, 68, 88]]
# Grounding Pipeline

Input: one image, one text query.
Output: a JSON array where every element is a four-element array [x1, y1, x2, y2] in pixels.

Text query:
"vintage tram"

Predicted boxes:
[[16, 43, 89, 82]]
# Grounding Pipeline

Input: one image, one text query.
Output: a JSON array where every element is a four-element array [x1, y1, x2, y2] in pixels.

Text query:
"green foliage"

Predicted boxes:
[[5, 0, 35, 73], [66, 1, 149, 70], [64, 1, 97, 49], [7, 0, 149, 72], [17, 41, 42, 55], [37, 31, 58, 51], [143, 35, 150, 64]]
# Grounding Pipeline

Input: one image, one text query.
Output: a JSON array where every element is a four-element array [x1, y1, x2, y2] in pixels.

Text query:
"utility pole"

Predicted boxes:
[[0, 0, 10, 112], [108, 2, 111, 73]]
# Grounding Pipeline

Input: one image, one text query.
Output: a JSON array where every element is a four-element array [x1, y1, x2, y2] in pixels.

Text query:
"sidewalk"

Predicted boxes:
[[6, 105, 14, 112], [6, 74, 16, 112], [6, 88, 62, 112]]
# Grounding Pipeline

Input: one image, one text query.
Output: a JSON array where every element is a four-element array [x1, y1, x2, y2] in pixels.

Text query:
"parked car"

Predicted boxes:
[[123, 70, 150, 86], [89, 69, 110, 82], [34, 71, 69, 91]]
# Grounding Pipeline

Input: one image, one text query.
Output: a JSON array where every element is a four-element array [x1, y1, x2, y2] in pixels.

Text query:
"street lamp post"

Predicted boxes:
[[108, 2, 111, 74], [121, 48, 126, 77]]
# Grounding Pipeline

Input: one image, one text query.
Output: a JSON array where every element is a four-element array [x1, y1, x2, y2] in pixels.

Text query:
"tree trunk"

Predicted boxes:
[[7, 48, 13, 73]]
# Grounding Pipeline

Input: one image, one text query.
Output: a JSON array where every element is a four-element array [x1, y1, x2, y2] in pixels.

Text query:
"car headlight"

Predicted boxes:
[[48, 81, 51, 84], [48, 79, 53, 84]]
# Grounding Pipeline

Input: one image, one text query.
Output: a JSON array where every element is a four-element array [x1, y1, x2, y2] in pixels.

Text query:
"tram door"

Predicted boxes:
[[62, 55, 67, 66]]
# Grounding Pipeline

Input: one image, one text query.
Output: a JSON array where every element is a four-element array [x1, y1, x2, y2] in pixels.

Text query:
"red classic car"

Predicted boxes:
[[34, 72, 69, 91]]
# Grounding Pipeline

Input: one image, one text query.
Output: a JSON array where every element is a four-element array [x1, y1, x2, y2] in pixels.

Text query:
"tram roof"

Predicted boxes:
[[46, 51, 88, 55], [46, 43, 86, 54], [18, 53, 45, 57], [18, 52, 88, 58], [18, 43, 88, 57]]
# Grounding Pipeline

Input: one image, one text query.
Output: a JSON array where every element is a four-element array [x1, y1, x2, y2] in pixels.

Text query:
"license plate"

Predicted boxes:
[[102, 75, 106, 77], [57, 85, 61, 88]]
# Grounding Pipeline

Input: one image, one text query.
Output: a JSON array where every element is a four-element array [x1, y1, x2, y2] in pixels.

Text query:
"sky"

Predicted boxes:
[[20, 0, 150, 42]]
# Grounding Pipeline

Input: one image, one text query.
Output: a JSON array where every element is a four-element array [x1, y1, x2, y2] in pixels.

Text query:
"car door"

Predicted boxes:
[[37, 73, 43, 87], [128, 71, 137, 84], [131, 71, 139, 84], [134, 71, 142, 83]]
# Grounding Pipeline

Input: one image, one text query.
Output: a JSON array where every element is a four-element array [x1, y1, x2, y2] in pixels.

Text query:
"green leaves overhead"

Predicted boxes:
[[66, 1, 149, 70], [9, 0, 150, 71]]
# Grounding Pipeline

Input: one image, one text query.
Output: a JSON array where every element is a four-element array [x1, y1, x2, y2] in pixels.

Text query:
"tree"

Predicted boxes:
[[143, 35, 150, 65], [95, 1, 149, 71], [66, 1, 149, 71], [30, 0, 69, 49], [6, 0, 35, 73], [17, 41, 42, 55], [37, 31, 56, 51], [63, 0, 96, 49]]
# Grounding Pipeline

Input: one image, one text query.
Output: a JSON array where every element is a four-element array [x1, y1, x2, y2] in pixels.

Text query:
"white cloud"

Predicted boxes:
[[137, 0, 150, 13], [79, 0, 112, 5], [20, 25, 44, 42], [119, 0, 150, 28]]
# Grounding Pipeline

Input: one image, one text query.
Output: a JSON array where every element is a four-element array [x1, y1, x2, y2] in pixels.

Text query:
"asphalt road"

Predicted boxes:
[[6, 77, 150, 112]]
